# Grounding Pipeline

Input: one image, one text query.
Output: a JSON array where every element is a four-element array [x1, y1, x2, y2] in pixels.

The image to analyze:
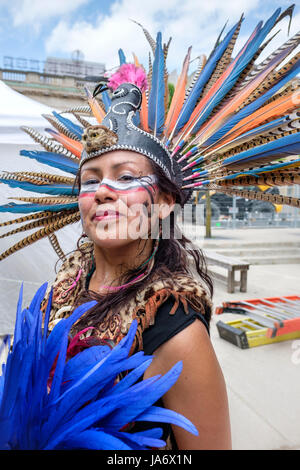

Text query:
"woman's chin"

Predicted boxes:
[[88, 229, 150, 249]]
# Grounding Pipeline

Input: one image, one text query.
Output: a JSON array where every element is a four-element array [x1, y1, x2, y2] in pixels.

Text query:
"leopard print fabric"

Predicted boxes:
[[41, 241, 212, 353]]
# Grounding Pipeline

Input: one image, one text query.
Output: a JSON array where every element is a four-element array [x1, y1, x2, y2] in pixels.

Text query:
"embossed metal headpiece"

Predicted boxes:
[[80, 81, 186, 195]]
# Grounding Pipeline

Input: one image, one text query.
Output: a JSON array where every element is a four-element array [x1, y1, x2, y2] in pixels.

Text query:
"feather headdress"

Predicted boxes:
[[0, 5, 300, 260], [0, 284, 198, 450]]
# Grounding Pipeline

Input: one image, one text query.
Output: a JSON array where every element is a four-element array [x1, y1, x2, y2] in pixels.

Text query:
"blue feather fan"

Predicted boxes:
[[0, 284, 198, 450]]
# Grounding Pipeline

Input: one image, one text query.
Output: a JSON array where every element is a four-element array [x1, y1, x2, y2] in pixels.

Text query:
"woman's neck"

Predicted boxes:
[[90, 238, 153, 291]]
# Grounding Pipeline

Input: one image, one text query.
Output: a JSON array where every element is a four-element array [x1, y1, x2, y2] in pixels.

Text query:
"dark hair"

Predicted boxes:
[[71, 158, 213, 332]]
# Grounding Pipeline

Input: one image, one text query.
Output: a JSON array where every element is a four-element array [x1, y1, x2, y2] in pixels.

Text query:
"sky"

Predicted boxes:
[[0, 0, 299, 74]]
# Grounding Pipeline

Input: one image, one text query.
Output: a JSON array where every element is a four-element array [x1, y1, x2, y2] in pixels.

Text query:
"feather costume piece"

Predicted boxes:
[[133, 53, 149, 131], [171, 19, 245, 139], [0, 284, 198, 450], [108, 63, 148, 93], [163, 46, 192, 141], [0, 6, 300, 261], [148, 32, 165, 136], [83, 86, 106, 123]]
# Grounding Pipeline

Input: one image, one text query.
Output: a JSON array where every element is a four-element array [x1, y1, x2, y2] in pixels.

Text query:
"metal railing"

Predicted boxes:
[[2, 55, 105, 79], [180, 185, 300, 230]]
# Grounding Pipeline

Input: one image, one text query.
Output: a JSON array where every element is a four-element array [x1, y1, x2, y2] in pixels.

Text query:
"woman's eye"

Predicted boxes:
[[82, 179, 99, 185], [119, 175, 136, 182]]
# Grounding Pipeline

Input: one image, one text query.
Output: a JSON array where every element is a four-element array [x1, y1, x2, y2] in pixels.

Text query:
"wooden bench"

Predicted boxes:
[[203, 251, 250, 293]]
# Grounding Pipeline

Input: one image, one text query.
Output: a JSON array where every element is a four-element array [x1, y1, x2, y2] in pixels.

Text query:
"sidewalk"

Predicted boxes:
[[189, 227, 300, 450]]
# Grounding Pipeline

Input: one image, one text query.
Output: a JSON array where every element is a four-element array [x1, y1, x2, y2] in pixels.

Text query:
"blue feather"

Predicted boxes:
[[28, 282, 48, 315], [20, 150, 79, 175], [205, 61, 300, 146], [224, 117, 288, 143], [101, 90, 111, 112], [222, 158, 300, 180], [99, 364, 184, 429], [110, 428, 165, 450], [173, 19, 244, 134], [62, 345, 111, 383], [118, 48, 126, 65], [0, 178, 77, 196], [60, 429, 132, 450], [135, 405, 199, 436], [148, 32, 165, 136], [222, 133, 300, 167], [52, 112, 83, 139], [0, 284, 199, 449], [13, 283, 24, 346], [191, 9, 284, 136], [237, 144, 300, 164], [0, 202, 78, 214]]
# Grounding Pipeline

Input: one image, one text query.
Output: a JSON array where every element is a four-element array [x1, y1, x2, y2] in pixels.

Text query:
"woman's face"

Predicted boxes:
[[79, 150, 172, 248]]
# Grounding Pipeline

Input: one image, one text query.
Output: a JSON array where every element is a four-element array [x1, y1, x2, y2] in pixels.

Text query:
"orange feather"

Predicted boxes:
[[174, 22, 258, 147], [163, 47, 192, 140], [84, 86, 106, 123], [46, 129, 83, 158], [213, 91, 300, 149], [186, 44, 294, 153], [133, 53, 149, 131]]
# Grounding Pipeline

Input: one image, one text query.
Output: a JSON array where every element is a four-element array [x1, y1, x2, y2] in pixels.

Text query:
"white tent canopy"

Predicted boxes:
[[0, 80, 54, 144], [0, 81, 81, 334]]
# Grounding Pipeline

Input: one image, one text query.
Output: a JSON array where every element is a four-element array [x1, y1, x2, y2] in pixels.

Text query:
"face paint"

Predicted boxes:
[[79, 171, 160, 243], [79, 174, 158, 199]]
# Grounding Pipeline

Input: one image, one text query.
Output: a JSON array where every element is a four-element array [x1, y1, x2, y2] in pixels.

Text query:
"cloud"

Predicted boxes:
[[6, 0, 90, 27], [45, 0, 299, 73]]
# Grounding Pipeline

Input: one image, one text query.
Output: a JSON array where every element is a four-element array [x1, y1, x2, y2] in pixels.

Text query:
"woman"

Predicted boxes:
[[1, 8, 299, 449], [41, 83, 232, 448]]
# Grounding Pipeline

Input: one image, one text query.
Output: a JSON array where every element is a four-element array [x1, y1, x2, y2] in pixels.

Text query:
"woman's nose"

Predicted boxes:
[[94, 181, 118, 203]]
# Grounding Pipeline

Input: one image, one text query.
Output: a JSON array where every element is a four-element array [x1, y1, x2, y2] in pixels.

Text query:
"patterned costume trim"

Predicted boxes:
[[41, 242, 212, 353]]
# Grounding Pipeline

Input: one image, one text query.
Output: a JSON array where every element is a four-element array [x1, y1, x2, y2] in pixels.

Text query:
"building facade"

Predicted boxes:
[[0, 55, 105, 110]]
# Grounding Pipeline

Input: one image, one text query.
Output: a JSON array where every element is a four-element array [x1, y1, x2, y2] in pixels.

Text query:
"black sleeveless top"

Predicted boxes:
[[142, 295, 209, 355]]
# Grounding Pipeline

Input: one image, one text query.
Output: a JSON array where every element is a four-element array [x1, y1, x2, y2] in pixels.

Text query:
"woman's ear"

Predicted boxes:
[[157, 192, 176, 219]]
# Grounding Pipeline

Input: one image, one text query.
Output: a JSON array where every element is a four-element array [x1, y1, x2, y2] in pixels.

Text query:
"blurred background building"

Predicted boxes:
[[0, 50, 105, 109]]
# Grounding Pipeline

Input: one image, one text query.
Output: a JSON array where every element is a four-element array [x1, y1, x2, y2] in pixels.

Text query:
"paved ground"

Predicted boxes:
[[189, 227, 300, 450]]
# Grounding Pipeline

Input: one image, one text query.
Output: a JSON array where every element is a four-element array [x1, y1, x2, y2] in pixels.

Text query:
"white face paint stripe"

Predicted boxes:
[[79, 175, 157, 195]]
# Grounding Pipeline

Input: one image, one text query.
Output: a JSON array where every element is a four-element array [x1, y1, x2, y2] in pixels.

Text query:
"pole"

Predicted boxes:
[[205, 190, 212, 238], [232, 195, 237, 229]]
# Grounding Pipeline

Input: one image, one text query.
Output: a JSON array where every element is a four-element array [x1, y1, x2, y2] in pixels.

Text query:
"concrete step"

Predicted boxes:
[[215, 248, 300, 258], [202, 241, 300, 250], [239, 256, 300, 265], [202, 243, 300, 264]]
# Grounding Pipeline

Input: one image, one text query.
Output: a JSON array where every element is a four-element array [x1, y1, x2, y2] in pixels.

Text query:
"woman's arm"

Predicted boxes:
[[143, 319, 232, 450]]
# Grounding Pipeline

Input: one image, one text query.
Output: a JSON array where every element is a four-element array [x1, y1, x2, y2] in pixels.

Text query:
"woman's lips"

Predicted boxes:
[[93, 210, 121, 221]]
